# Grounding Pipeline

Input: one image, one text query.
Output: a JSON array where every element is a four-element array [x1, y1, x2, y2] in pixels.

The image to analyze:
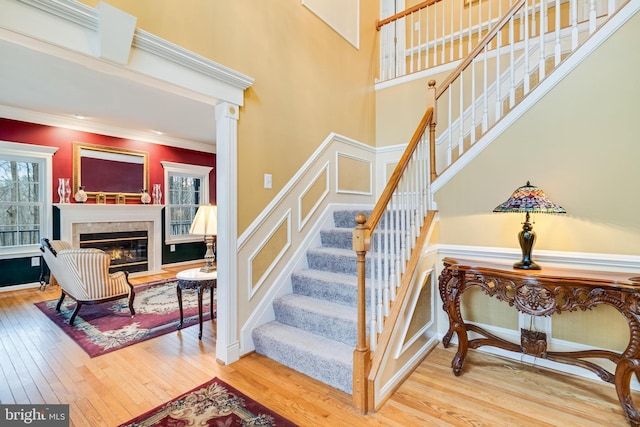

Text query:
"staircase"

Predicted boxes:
[[252, 0, 638, 411], [252, 209, 369, 394]]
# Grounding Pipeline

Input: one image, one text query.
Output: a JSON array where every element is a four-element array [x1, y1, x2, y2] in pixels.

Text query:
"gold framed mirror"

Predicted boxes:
[[73, 142, 149, 201]]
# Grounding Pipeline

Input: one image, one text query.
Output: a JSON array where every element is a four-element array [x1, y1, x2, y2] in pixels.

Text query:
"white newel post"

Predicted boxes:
[[215, 102, 240, 364]]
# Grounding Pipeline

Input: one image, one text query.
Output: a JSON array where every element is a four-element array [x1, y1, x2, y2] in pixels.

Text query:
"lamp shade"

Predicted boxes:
[[493, 181, 565, 270], [189, 204, 218, 236], [493, 181, 566, 214]]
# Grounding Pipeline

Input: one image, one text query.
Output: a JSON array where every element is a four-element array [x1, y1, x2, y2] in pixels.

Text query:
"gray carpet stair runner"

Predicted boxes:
[[252, 210, 370, 394]]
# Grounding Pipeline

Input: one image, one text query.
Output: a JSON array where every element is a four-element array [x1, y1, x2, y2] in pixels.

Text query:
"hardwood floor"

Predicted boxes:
[[0, 264, 633, 426]]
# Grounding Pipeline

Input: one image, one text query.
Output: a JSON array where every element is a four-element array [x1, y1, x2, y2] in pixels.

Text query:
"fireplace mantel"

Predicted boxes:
[[54, 204, 164, 275]]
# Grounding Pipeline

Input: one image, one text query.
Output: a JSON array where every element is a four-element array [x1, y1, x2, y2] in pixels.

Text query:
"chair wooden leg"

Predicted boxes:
[[69, 302, 82, 326], [55, 292, 66, 311], [128, 290, 136, 317]]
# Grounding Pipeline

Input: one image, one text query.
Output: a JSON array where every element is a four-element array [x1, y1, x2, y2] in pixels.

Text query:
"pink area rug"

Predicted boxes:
[[118, 377, 297, 427], [35, 279, 213, 357]]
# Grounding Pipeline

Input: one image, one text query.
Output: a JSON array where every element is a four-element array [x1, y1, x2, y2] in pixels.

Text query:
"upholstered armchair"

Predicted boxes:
[[40, 238, 135, 326]]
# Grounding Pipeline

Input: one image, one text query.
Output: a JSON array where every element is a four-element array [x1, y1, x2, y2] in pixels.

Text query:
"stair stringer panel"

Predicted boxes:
[[369, 213, 441, 409]]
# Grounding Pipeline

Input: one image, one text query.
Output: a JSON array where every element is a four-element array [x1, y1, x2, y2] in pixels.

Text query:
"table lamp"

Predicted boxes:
[[189, 204, 217, 273], [493, 181, 565, 270]]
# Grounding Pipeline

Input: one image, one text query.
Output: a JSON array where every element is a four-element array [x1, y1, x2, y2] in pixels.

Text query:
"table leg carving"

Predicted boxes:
[[451, 322, 469, 376], [616, 357, 640, 427], [439, 266, 469, 374], [442, 327, 454, 348]]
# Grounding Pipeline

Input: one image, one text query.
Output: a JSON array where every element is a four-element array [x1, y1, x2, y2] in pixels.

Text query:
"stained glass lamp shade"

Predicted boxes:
[[493, 181, 566, 270]]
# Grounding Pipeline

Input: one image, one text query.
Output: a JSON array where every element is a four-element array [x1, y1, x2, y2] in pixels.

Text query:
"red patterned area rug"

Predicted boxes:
[[35, 279, 213, 357], [119, 377, 297, 427]]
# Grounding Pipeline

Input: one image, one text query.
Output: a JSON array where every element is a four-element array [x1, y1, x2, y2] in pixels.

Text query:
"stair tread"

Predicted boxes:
[[307, 246, 354, 257], [276, 293, 356, 320], [293, 268, 357, 284], [323, 226, 352, 232], [253, 321, 353, 394], [254, 321, 353, 363]]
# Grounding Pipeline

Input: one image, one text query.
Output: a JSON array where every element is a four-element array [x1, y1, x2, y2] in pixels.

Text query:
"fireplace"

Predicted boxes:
[[55, 204, 163, 276], [79, 230, 149, 273]]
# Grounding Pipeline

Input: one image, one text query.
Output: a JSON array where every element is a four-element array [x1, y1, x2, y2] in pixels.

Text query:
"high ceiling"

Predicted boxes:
[[0, 37, 219, 151]]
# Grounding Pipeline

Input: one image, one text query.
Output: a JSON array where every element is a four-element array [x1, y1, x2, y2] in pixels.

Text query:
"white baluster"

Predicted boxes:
[[459, 0, 464, 59], [544, 0, 550, 33], [433, 2, 439, 66], [440, 1, 445, 65], [531, 0, 537, 36], [509, 15, 516, 109], [554, 0, 561, 65], [417, 11, 422, 73], [410, 13, 415, 74], [571, 0, 578, 50], [447, 84, 453, 167], [524, 0, 531, 94], [426, 6, 431, 69], [449, 0, 454, 62], [495, 31, 502, 121], [468, 0, 473, 53], [482, 45, 489, 132], [539, 0, 546, 81], [589, 0, 596, 34]]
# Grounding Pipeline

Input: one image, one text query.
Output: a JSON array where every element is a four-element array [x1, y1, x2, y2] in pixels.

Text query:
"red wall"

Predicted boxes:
[[0, 118, 216, 203]]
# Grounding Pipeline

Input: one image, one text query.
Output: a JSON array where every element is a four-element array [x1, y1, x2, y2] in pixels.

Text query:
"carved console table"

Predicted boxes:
[[438, 257, 640, 426]]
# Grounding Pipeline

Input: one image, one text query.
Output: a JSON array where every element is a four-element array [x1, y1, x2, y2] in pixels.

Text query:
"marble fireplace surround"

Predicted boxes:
[[54, 204, 164, 276]]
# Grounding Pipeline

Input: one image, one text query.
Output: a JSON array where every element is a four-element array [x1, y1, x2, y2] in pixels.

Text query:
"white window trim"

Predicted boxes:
[[161, 161, 213, 244], [0, 140, 58, 259]]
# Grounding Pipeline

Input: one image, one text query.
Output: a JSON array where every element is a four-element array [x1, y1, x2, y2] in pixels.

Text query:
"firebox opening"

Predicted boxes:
[[79, 230, 148, 274]]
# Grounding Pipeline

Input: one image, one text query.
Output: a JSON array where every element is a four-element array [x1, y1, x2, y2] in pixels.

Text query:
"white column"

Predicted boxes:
[[214, 101, 240, 364]]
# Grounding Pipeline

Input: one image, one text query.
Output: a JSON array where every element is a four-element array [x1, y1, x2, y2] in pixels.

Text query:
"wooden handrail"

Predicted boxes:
[[376, 0, 441, 30], [364, 108, 433, 232], [435, 0, 526, 99]]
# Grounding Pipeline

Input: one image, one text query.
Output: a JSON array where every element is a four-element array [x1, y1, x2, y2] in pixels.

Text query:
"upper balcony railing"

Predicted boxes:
[[379, 0, 629, 179], [377, 0, 620, 84]]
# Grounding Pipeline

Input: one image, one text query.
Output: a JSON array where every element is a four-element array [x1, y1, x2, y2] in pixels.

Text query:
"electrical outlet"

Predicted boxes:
[[170, 244, 176, 252], [31, 256, 40, 267], [264, 174, 272, 189]]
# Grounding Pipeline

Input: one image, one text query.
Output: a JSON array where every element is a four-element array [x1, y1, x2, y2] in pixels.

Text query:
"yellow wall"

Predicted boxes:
[[375, 10, 640, 255], [81, 0, 379, 234], [434, 12, 640, 255], [432, 13, 640, 349]]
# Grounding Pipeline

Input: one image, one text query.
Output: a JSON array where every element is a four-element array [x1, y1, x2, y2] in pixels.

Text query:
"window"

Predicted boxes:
[[0, 141, 57, 256], [161, 161, 213, 243]]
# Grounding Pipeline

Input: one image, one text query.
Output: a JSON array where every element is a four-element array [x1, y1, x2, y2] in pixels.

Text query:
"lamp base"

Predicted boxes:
[[513, 260, 540, 270], [515, 212, 541, 270], [199, 236, 216, 273], [199, 265, 217, 273]]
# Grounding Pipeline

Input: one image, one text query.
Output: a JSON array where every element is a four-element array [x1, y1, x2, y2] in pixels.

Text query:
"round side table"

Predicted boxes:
[[176, 268, 217, 339]]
